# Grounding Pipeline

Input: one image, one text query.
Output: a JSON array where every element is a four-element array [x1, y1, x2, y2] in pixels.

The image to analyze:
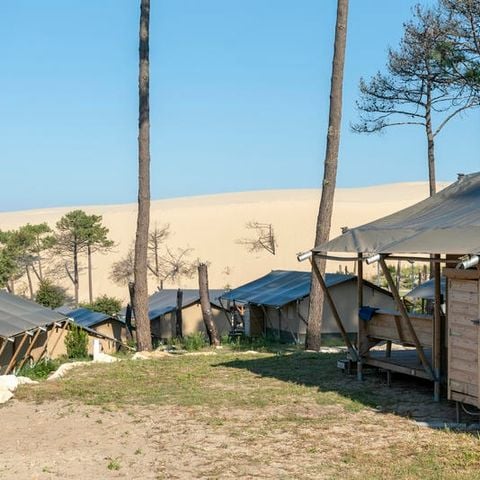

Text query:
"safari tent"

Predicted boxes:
[[0, 291, 128, 373], [147, 289, 230, 340], [220, 270, 394, 343], [305, 172, 480, 407], [56, 307, 127, 354]]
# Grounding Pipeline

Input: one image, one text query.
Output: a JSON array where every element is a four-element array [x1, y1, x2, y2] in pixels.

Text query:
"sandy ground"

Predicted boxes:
[[0, 182, 448, 302], [0, 397, 461, 480]]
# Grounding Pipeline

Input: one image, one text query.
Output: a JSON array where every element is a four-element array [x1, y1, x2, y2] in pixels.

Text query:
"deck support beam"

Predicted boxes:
[[16, 327, 43, 371], [357, 253, 365, 380], [433, 254, 442, 402], [5, 332, 29, 374], [379, 256, 435, 381]]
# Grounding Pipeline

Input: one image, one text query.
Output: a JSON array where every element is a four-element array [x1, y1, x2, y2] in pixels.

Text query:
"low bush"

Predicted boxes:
[[167, 332, 207, 351], [65, 324, 89, 359], [18, 358, 61, 380]]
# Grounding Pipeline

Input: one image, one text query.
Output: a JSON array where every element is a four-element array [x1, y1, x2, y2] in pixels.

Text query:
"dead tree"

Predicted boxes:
[[236, 222, 277, 255], [147, 223, 170, 287], [198, 263, 220, 346]]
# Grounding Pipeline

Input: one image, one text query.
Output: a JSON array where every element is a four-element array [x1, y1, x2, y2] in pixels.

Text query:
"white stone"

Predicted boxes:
[[47, 362, 88, 381], [93, 352, 119, 363], [0, 375, 19, 392], [0, 389, 14, 404], [16, 376, 38, 385]]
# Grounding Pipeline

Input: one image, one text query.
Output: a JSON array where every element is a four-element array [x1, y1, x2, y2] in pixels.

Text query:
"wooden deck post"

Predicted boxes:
[[379, 257, 435, 380], [0, 338, 10, 373], [5, 332, 29, 374], [357, 253, 364, 380], [311, 258, 359, 361], [47, 321, 70, 358], [16, 328, 43, 371], [433, 254, 442, 402]]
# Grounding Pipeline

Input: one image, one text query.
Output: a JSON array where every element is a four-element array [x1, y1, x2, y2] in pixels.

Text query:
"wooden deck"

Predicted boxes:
[[365, 348, 433, 381]]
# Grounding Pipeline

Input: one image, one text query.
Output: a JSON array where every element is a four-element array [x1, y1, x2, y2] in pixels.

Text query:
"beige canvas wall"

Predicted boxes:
[[151, 303, 231, 340], [249, 281, 394, 342]]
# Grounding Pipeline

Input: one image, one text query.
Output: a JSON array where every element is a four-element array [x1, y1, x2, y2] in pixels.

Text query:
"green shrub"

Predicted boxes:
[[17, 358, 61, 380], [65, 324, 89, 359], [36, 280, 68, 309], [80, 295, 122, 316], [167, 333, 207, 351], [183, 332, 207, 351]]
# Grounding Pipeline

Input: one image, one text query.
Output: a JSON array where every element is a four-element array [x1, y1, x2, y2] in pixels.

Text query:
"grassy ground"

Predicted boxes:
[[14, 350, 480, 479]]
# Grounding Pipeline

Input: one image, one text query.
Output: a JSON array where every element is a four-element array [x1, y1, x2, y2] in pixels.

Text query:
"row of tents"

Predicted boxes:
[[3, 266, 435, 373]]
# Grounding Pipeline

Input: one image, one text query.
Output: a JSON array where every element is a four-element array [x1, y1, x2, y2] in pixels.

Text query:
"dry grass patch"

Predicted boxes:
[[10, 351, 480, 479]]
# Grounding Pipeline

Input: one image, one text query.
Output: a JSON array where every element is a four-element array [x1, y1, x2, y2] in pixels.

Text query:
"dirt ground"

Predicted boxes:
[[0, 398, 476, 480], [2, 353, 480, 479]]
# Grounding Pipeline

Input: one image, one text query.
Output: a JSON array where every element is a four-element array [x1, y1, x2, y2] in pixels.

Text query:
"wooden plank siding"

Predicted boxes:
[[366, 312, 433, 347], [445, 272, 480, 408]]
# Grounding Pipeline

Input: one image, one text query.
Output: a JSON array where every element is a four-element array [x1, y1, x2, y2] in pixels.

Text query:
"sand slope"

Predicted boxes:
[[0, 182, 448, 302]]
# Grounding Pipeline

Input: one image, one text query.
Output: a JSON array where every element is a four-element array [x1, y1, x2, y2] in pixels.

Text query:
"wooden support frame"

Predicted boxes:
[[16, 327, 43, 371], [47, 320, 70, 358], [379, 257, 435, 380], [311, 257, 359, 361], [433, 254, 442, 402], [0, 337, 9, 361], [357, 253, 365, 380], [5, 332, 29, 374]]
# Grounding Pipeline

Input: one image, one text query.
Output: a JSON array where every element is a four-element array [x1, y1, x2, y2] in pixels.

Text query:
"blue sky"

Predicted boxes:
[[1, 0, 479, 211]]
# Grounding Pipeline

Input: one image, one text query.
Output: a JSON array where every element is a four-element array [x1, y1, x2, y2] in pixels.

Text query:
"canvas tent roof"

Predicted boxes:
[[405, 277, 447, 300], [147, 289, 225, 321], [220, 270, 361, 308], [314, 172, 480, 255], [0, 291, 67, 338], [56, 307, 119, 329]]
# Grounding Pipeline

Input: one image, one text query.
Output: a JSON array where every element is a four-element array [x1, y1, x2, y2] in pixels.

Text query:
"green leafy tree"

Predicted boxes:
[[80, 295, 122, 317], [440, 0, 480, 92], [353, 5, 476, 197], [36, 280, 68, 309], [19, 223, 56, 282], [84, 216, 114, 303], [55, 210, 113, 307], [0, 230, 23, 293]]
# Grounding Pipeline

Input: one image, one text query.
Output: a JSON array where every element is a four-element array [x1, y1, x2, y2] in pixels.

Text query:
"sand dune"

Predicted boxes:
[[0, 182, 448, 302]]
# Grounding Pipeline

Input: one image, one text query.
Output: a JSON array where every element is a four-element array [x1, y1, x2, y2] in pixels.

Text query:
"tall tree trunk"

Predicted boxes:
[[73, 240, 79, 307], [87, 244, 93, 304], [25, 265, 34, 300], [425, 84, 436, 197], [133, 0, 153, 352], [305, 0, 349, 351], [175, 288, 183, 338], [198, 263, 220, 346], [36, 236, 43, 281]]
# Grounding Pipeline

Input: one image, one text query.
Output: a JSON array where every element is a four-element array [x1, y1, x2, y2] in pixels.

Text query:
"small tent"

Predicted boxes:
[[146, 289, 230, 340], [220, 270, 394, 343], [56, 307, 127, 354], [0, 292, 126, 373]]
